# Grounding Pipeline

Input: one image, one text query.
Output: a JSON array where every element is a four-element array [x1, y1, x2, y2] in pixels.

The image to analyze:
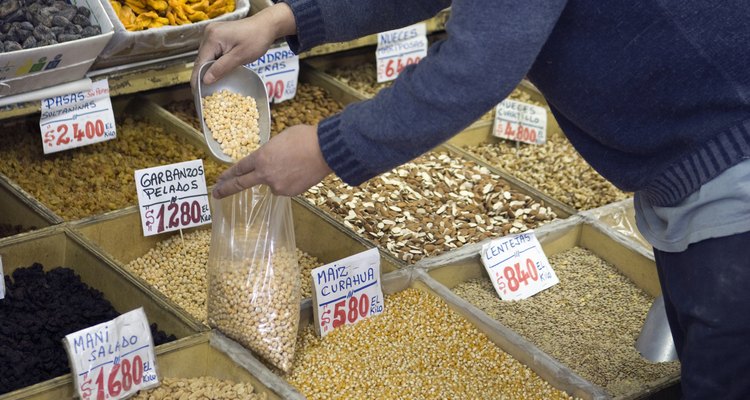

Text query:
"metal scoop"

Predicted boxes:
[[195, 61, 271, 164], [635, 295, 678, 362]]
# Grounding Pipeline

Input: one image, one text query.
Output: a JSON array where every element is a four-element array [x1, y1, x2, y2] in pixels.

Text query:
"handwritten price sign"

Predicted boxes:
[[376, 23, 428, 83], [245, 43, 299, 103], [64, 308, 159, 400], [312, 248, 384, 337], [135, 160, 211, 236], [40, 79, 117, 154], [480, 232, 559, 301], [492, 99, 547, 145]]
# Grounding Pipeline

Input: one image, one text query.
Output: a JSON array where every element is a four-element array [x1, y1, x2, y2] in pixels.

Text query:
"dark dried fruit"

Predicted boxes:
[[56, 33, 80, 43], [3, 40, 21, 52], [51, 15, 70, 27], [21, 35, 35, 49], [71, 13, 90, 27], [0, 264, 177, 395], [0, 0, 20, 20], [81, 25, 100, 37]]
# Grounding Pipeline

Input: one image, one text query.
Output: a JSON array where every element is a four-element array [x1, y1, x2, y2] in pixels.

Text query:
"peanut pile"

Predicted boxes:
[[202, 89, 261, 161], [0, 117, 222, 220], [451, 247, 679, 397], [304, 151, 557, 263], [287, 288, 576, 400], [132, 377, 266, 399]]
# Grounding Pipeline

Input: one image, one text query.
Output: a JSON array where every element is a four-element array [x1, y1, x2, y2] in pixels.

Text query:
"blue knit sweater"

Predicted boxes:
[[283, 0, 750, 206]]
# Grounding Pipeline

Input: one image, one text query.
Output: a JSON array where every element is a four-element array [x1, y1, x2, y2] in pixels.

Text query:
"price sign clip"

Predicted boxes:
[[311, 248, 384, 337], [480, 231, 559, 301]]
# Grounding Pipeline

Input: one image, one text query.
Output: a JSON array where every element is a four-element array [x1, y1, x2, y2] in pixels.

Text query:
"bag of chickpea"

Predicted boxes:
[[207, 186, 300, 372]]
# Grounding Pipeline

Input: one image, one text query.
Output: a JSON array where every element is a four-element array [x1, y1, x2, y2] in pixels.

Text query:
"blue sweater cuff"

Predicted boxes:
[[281, 0, 325, 53], [318, 115, 373, 186]]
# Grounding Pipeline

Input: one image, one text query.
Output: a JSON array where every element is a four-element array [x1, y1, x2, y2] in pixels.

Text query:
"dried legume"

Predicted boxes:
[[451, 247, 679, 396], [126, 230, 322, 324], [287, 288, 575, 400], [303, 150, 557, 263], [132, 377, 267, 399], [208, 251, 300, 372], [202, 90, 261, 161], [0, 117, 222, 220]]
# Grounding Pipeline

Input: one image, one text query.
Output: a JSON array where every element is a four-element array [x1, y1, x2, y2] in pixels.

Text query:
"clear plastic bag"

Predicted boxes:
[[207, 186, 300, 372]]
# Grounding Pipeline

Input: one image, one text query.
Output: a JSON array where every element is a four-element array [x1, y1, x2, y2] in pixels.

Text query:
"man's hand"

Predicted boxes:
[[212, 124, 334, 198], [191, 3, 297, 89]]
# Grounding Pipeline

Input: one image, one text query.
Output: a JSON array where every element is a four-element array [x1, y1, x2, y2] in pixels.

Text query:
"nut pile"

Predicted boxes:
[[167, 84, 343, 137], [466, 134, 631, 210], [202, 89, 261, 161], [132, 377, 266, 400], [0, 0, 101, 53], [208, 250, 300, 372], [303, 151, 557, 263], [0, 117, 222, 220], [287, 288, 575, 400], [126, 230, 323, 324], [326, 61, 539, 122], [451, 247, 680, 397], [0, 264, 176, 395]]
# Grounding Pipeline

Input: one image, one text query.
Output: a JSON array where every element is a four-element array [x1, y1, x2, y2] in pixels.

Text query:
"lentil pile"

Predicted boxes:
[[0, 117, 222, 220], [126, 230, 323, 324], [286, 288, 575, 400], [166, 83, 343, 136], [208, 250, 300, 373], [132, 377, 266, 400], [451, 247, 680, 396], [466, 134, 630, 210], [304, 151, 557, 263], [202, 89, 261, 161], [0, 264, 176, 395]]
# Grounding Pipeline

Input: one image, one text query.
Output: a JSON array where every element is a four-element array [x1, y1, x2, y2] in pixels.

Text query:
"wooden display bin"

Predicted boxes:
[[0, 227, 202, 399], [275, 269, 602, 399], [417, 217, 679, 399], [0, 177, 58, 238]]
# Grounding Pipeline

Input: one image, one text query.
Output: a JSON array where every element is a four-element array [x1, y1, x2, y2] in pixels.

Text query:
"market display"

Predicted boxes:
[[465, 135, 630, 210], [451, 247, 679, 396], [125, 229, 323, 324], [201, 89, 261, 161], [109, 0, 235, 31], [287, 288, 575, 399], [132, 377, 267, 399], [0, 117, 222, 220], [0, 264, 176, 395], [304, 151, 557, 263], [0, 0, 102, 52]]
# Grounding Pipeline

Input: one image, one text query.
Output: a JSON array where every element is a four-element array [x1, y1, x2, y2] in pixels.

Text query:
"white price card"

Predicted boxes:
[[245, 43, 299, 103], [40, 79, 117, 154], [376, 23, 428, 83], [480, 231, 559, 301], [492, 99, 548, 145], [64, 308, 159, 400], [134, 159, 211, 236], [312, 248, 384, 337], [0, 255, 4, 300]]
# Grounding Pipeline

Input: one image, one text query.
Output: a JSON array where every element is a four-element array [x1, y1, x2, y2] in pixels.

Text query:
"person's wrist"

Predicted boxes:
[[267, 2, 297, 39]]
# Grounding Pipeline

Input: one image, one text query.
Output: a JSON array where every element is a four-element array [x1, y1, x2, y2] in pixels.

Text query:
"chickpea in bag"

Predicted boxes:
[[207, 187, 300, 372]]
